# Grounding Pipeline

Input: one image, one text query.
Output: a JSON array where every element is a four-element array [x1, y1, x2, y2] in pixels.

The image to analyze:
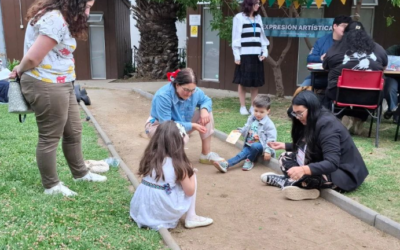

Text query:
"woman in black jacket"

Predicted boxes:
[[261, 91, 368, 200]]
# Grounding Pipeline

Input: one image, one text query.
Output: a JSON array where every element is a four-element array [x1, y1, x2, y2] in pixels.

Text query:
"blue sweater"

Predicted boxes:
[[307, 33, 334, 63]]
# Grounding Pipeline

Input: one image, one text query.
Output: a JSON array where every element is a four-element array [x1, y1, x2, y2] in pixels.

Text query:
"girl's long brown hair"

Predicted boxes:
[[26, 0, 93, 40], [139, 121, 193, 182]]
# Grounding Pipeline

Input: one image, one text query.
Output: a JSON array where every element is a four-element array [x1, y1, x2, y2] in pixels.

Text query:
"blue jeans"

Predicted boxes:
[[384, 77, 400, 111], [227, 143, 264, 167]]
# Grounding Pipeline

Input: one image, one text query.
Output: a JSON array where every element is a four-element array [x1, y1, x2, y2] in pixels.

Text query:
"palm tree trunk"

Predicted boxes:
[[132, 0, 180, 79]]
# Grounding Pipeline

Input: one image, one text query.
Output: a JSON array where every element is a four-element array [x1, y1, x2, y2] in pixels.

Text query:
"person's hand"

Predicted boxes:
[[259, 56, 266, 61], [320, 53, 326, 61], [192, 123, 207, 134], [264, 153, 271, 161], [254, 134, 259, 140], [267, 142, 285, 150], [287, 167, 305, 181], [235, 60, 240, 65], [9, 65, 21, 79], [199, 108, 210, 126]]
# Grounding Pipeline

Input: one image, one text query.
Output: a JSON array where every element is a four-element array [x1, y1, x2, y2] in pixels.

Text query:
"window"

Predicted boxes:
[[202, 8, 220, 81], [353, 0, 378, 6]]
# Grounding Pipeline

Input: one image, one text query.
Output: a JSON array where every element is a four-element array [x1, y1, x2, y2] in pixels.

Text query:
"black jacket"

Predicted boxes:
[[286, 112, 368, 192]]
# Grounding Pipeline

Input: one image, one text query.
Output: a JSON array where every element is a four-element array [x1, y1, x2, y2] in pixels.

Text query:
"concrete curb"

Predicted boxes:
[[131, 87, 400, 241], [79, 102, 181, 250]]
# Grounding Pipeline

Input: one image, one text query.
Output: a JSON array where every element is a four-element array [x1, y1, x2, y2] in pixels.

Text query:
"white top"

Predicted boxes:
[[232, 12, 270, 61], [24, 10, 76, 84], [130, 157, 192, 230]]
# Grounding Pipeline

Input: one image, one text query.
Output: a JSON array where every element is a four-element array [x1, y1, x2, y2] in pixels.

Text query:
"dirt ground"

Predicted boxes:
[[86, 88, 400, 250]]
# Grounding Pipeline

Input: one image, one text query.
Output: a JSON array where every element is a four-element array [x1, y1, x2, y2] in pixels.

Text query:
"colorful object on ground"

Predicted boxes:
[[166, 69, 181, 82]]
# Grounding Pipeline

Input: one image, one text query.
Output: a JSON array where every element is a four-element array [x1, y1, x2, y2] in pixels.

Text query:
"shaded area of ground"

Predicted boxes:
[[87, 88, 400, 250]]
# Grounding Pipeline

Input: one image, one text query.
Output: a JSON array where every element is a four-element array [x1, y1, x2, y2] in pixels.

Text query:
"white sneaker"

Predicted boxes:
[[240, 106, 249, 115], [249, 106, 254, 115], [44, 182, 77, 197], [74, 171, 107, 182], [199, 152, 224, 165]]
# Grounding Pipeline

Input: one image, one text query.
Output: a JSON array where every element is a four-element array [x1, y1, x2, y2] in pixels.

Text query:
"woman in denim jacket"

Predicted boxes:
[[145, 68, 224, 165]]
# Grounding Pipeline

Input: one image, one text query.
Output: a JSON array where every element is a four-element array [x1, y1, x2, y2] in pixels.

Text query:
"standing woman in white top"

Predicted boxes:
[[9, 0, 107, 197], [232, 0, 270, 115]]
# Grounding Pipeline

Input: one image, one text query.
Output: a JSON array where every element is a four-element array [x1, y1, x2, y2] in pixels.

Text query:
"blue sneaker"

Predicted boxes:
[[242, 159, 254, 171], [213, 160, 229, 173]]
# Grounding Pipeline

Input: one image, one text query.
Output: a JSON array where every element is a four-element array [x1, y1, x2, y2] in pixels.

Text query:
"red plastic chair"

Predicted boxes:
[[331, 69, 384, 147]]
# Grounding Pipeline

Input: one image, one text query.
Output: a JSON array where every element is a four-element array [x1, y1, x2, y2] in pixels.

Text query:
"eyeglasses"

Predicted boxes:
[[291, 109, 307, 119], [180, 85, 196, 94]]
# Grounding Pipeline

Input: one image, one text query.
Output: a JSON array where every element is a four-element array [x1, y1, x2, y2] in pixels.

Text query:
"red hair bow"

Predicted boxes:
[[167, 69, 181, 82]]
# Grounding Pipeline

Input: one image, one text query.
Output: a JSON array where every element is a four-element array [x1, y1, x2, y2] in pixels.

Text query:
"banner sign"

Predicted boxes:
[[261, 18, 334, 38]]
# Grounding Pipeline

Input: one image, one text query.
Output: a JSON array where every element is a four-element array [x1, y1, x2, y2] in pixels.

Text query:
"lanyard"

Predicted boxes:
[[248, 17, 257, 37]]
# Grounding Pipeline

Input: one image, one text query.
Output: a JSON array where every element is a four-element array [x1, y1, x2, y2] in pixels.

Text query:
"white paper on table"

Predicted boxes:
[[307, 63, 323, 70]]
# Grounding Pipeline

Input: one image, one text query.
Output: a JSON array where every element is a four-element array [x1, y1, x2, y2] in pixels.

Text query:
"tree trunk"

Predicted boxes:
[[354, 0, 363, 21], [260, 4, 297, 97], [132, 0, 180, 79]]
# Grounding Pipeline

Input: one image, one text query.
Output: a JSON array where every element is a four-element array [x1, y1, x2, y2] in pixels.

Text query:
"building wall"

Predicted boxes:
[[186, 3, 400, 96], [1, 0, 131, 80]]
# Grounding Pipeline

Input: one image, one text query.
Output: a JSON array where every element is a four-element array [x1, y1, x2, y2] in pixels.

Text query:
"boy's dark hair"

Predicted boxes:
[[253, 94, 271, 110], [332, 15, 352, 27]]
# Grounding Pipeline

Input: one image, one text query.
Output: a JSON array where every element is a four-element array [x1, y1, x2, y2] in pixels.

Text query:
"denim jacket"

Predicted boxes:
[[240, 115, 277, 156], [150, 83, 212, 132]]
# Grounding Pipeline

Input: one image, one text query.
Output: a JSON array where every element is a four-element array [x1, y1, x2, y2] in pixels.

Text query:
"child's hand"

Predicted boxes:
[[264, 153, 271, 161], [268, 142, 285, 150], [254, 134, 259, 140]]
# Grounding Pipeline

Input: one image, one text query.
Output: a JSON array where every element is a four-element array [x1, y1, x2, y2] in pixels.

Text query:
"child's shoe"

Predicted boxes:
[[213, 160, 229, 173], [199, 152, 224, 165], [185, 216, 213, 229], [282, 186, 320, 201], [242, 159, 254, 171]]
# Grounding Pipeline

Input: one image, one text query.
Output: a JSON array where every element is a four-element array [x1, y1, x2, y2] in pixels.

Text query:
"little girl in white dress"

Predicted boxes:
[[130, 121, 213, 230]]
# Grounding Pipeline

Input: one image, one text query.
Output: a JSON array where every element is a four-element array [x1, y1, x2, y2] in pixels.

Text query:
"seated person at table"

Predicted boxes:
[[323, 21, 388, 135], [383, 44, 400, 123], [301, 15, 352, 88]]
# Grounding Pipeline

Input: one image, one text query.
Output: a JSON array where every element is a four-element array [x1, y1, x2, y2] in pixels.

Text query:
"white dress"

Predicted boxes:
[[130, 157, 192, 230]]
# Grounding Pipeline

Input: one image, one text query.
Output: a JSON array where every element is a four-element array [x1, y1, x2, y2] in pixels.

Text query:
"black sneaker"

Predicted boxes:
[[260, 172, 286, 188]]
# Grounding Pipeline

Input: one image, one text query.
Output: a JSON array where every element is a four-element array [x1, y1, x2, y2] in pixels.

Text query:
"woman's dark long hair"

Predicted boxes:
[[138, 121, 193, 182], [291, 91, 325, 153], [241, 0, 259, 17], [26, 0, 93, 40], [342, 21, 375, 54]]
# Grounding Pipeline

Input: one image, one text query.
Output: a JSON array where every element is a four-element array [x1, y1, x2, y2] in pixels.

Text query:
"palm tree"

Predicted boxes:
[[132, 0, 181, 79]]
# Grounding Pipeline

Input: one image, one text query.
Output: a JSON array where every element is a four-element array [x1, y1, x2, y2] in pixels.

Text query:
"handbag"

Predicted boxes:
[[7, 78, 33, 123]]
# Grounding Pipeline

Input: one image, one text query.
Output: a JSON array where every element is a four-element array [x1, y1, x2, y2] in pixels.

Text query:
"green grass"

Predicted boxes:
[[212, 97, 400, 223], [0, 106, 162, 249]]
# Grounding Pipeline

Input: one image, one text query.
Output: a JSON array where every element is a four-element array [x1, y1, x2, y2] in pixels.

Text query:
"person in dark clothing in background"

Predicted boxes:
[[383, 45, 400, 123], [300, 15, 352, 88], [0, 80, 9, 103], [323, 21, 388, 135]]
